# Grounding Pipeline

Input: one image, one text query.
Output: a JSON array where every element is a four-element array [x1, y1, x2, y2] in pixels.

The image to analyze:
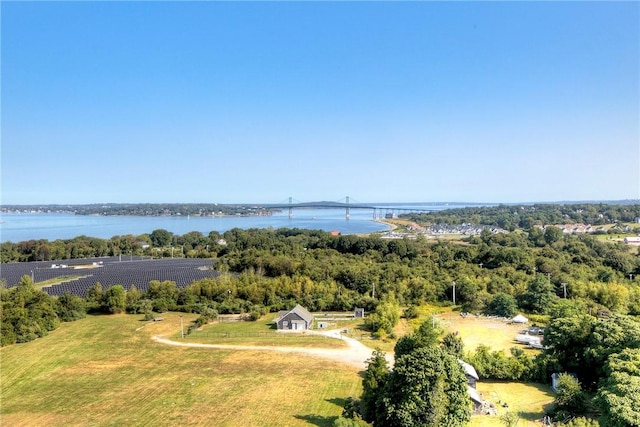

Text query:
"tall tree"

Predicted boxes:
[[379, 346, 471, 427], [150, 229, 173, 247], [596, 349, 640, 427], [360, 349, 390, 423], [518, 274, 556, 314]]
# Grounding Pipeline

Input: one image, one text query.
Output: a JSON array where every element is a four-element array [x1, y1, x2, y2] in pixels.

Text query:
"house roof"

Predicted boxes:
[[277, 304, 314, 324], [467, 385, 483, 404], [458, 359, 479, 380]]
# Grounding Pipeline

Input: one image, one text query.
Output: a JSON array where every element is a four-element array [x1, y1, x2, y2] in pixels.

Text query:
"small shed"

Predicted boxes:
[[275, 304, 314, 330], [512, 314, 529, 324], [317, 321, 329, 329], [354, 307, 365, 318]]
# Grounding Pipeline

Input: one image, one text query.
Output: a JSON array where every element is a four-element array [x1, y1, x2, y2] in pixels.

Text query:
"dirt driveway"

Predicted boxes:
[[152, 329, 394, 370]]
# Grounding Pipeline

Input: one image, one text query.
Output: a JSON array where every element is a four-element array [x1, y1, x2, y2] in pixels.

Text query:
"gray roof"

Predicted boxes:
[[458, 359, 479, 380], [278, 304, 314, 324], [467, 385, 483, 404]]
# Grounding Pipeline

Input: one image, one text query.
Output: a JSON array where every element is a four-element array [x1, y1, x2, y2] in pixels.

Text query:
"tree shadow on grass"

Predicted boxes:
[[294, 414, 338, 427], [326, 397, 347, 408], [518, 410, 546, 422]]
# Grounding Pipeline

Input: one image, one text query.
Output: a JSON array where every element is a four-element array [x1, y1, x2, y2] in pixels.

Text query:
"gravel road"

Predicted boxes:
[[152, 329, 394, 370]]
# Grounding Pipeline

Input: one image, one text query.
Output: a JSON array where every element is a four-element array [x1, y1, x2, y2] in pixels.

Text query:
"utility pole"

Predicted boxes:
[[180, 315, 184, 339], [452, 281, 456, 305], [372, 282, 375, 299]]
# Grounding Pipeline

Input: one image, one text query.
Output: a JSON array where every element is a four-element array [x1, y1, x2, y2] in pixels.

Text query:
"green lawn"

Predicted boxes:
[[0, 312, 361, 427], [436, 311, 541, 355], [184, 315, 348, 348], [470, 381, 554, 427]]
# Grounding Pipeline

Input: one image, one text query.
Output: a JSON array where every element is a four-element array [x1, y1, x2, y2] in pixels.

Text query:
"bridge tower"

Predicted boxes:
[[288, 196, 293, 219], [345, 196, 350, 219]]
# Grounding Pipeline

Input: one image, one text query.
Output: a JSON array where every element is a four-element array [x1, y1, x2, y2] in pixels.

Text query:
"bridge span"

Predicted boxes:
[[261, 197, 435, 220]]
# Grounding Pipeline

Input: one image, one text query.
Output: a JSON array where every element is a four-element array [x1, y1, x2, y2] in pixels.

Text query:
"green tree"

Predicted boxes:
[[596, 348, 640, 427], [333, 415, 371, 427], [557, 418, 600, 427], [56, 292, 87, 322], [543, 314, 596, 384], [102, 285, 126, 314], [125, 284, 141, 313], [1, 275, 60, 345], [361, 349, 390, 423], [379, 346, 471, 427], [442, 332, 465, 359], [150, 229, 173, 247], [500, 412, 520, 427], [366, 297, 400, 336], [518, 274, 556, 314], [553, 373, 586, 417], [85, 282, 103, 312], [585, 314, 640, 385], [394, 318, 443, 359], [544, 226, 563, 245], [486, 293, 518, 318]]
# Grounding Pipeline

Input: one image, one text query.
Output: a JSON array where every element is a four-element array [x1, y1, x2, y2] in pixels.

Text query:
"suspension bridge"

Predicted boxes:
[[261, 197, 437, 220]]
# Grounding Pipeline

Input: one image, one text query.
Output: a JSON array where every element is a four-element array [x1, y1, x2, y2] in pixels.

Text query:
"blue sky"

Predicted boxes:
[[2, 1, 638, 205]]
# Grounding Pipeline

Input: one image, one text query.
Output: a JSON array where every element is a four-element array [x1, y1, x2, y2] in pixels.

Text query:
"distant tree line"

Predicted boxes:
[[404, 203, 640, 231], [1, 203, 274, 217]]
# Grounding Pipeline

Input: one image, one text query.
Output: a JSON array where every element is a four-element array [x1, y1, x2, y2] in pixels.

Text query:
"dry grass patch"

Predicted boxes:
[[1, 313, 362, 427]]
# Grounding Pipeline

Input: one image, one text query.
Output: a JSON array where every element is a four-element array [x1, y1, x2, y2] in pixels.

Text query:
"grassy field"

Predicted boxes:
[[435, 311, 540, 355], [1, 307, 555, 426], [185, 315, 348, 348], [0, 312, 362, 427], [470, 381, 554, 427]]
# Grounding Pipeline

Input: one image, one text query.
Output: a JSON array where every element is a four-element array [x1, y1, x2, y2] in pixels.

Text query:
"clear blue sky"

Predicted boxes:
[[2, 1, 638, 205]]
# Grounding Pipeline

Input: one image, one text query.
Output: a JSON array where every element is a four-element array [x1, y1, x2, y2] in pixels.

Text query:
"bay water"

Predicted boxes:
[[0, 204, 469, 243]]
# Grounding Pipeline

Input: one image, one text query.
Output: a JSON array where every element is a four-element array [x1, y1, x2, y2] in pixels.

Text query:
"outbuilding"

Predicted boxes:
[[275, 304, 314, 330]]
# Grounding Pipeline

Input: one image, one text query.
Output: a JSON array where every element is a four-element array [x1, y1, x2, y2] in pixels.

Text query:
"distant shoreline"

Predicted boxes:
[[375, 219, 397, 231]]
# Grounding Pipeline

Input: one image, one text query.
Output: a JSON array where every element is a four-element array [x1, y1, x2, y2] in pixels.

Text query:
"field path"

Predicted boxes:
[[152, 329, 394, 370]]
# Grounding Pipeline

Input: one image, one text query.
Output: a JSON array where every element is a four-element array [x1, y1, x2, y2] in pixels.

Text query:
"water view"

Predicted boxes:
[[0, 204, 472, 242]]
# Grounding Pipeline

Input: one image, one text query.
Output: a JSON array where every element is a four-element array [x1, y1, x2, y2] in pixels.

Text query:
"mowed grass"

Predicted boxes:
[[470, 381, 554, 427], [184, 315, 348, 348], [436, 311, 539, 355], [0, 312, 362, 427]]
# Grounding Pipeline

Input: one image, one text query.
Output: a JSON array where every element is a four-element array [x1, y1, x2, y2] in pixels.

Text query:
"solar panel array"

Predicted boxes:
[[1, 257, 219, 297]]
